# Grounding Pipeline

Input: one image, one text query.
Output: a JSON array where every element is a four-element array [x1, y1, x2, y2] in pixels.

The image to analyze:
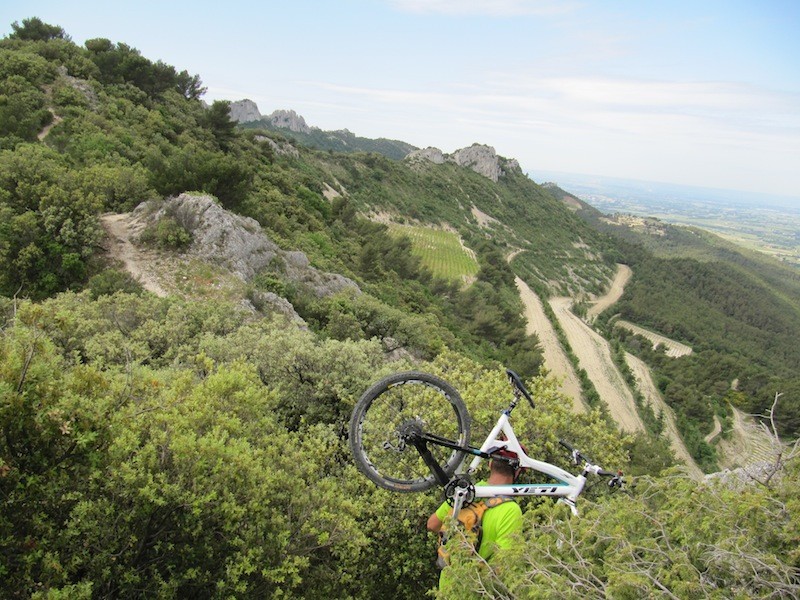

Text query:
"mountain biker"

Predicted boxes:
[[426, 448, 524, 564]]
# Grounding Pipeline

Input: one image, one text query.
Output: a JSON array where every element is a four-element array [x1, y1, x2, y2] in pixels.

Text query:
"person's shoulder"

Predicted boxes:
[[487, 498, 522, 518], [497, 498, 522, 513]]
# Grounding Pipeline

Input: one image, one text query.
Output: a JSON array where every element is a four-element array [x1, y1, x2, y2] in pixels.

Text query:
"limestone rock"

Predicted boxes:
[[254, 135, 300, 159], [56, 66, 98, 109], [133, 193, 360, 299], [451, 144, 502, 182], [406, 147, 445, 164], [405, 143, 521, 183], [229, 99, 262, 123], [247, 290, 308, 327], [267, 109, 311, 134]]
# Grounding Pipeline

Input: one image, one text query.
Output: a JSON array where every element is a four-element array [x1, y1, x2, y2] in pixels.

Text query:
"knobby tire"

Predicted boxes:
[[349, 371, 471, 493]]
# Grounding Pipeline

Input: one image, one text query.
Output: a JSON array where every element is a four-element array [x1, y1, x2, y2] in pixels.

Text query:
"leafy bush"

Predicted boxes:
[[86, 268, 143, 298], [139, 215, 192, 249]]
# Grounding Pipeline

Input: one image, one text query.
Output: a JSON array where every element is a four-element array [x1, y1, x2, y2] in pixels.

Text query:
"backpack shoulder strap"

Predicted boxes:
[[484, 496, 512, 509]]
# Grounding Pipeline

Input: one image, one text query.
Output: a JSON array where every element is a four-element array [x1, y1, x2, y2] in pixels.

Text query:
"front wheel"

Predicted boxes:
[[349, 371, 471, 493]]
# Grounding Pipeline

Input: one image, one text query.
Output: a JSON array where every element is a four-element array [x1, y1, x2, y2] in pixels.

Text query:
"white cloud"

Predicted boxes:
[[304, 73, 800, 160]]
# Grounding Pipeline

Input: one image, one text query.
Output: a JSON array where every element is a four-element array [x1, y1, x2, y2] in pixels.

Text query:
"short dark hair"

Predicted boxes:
[[490, 458, 517, 478]]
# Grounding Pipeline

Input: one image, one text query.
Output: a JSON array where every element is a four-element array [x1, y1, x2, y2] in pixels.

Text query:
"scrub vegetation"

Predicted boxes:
[[1, 18, 798, 598]]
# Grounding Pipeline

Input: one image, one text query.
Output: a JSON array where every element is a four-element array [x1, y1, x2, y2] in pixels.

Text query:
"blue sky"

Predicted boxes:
[[2, 0, 799, 200]]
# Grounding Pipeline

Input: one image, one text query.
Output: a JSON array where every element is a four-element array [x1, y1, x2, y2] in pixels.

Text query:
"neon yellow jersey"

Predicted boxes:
[[434, 485, 522, 560]]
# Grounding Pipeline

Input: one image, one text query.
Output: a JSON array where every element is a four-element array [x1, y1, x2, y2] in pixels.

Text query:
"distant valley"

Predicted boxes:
[[532, 171, 800, 267]]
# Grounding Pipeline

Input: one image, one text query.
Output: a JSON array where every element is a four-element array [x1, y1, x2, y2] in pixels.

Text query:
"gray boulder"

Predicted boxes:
[[133, 193, 360, 299]]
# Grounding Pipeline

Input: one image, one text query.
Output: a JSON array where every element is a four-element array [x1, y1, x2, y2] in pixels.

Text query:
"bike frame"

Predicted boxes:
[[462, 411, 585, 514], [414, 409, 616, 516]]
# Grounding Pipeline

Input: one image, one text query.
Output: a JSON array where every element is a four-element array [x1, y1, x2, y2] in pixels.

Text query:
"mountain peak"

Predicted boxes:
[[229, 100, 312, 135], [266, 109, 311, 134]]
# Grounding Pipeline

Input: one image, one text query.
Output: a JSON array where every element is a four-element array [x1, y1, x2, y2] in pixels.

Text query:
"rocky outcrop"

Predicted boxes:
[[405, 143, 521, 182], [247, 290, 307, 327], [254, 135, 300, 159], [56, 66, 98, 109], [452, 145, 502, 182], [229, 99, 262, 123], [406, 147, 445, 164], [132, 194, 359, 299], [267, 109, 311, 134]]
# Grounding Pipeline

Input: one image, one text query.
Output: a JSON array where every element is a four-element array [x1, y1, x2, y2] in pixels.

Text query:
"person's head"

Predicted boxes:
[[489, 448, 522, 481]]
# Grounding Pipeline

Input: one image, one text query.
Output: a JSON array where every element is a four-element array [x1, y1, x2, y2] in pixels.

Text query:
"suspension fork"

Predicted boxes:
[[409, 436, 450, 486]]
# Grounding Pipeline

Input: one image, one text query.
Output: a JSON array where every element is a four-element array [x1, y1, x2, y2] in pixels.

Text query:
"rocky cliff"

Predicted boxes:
[[406, 143, 520, 182], [267, 109, 311, 133], [229, 99, 262, 123]]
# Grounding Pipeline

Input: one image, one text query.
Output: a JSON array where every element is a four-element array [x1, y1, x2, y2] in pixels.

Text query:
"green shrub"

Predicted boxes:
[[140, 216, 191, 249], [86, 268, 143, 298]]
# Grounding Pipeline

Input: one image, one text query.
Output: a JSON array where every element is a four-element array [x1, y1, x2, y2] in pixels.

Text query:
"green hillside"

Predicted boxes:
[[1, 18, 799, 599], [239, 119, 417, 160], [552, 184, 800, 453], [386, 224, 480, 284]]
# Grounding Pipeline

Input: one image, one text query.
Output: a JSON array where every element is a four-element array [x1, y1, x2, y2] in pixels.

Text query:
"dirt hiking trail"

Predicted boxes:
[[550, 295, 646, 432], [616, 320, 693, 357], [587, 264, 632, 319], [515, 276, 585, 413], [714, 407, 776, 470], [101, 213, 169, 297]]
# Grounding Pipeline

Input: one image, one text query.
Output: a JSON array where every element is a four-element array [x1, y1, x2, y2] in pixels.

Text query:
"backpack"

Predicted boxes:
[[436, 497, 510, 568]]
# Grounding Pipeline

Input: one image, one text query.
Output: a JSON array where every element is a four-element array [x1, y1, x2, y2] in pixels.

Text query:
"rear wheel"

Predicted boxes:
[[349, 371, 471, 493]]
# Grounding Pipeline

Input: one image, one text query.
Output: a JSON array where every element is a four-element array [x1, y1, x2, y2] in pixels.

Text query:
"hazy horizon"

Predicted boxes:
[[2, 1, 799, 202]]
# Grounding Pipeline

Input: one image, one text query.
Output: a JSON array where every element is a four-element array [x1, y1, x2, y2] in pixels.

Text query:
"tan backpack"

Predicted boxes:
[[436, 497, 509, 568]]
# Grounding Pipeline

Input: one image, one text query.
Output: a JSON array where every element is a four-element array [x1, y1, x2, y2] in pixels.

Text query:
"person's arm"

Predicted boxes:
[[428, 500, 451, 532], [426, 512, 443, 533]]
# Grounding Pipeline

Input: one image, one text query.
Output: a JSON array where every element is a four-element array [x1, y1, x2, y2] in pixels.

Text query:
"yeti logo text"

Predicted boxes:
[[511, 486, 561, 495]]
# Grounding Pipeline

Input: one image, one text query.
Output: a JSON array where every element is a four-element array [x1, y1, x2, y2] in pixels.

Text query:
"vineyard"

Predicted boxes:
[[387, 224, 479, 284]]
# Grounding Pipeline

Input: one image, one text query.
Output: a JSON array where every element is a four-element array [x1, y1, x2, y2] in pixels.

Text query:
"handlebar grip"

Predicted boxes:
[[559, 439, 575, 452], [506, 369, 534, 408]]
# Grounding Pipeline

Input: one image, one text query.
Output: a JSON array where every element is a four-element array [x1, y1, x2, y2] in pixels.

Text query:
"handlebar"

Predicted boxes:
[[506, 369, 535, 409], [559, 439, 624, 488]]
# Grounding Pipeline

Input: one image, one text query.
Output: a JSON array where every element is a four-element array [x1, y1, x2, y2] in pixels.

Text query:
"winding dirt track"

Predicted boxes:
[[587, 264, 632, 319], [550, 296, 646, 433], [625, 353, 703, 478], [715, 407, 776, 470], [616, 320, 693, 357], [515, 277, 585, 413]]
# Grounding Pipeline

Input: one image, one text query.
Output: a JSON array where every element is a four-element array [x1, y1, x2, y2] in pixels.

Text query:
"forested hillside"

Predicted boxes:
[[239, 117, 417, 160], [548, 186, 800, 467], [1, 18, 798, 599]]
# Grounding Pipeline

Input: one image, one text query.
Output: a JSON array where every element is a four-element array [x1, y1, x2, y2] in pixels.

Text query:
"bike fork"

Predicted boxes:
[[410, 437, 450, 487]]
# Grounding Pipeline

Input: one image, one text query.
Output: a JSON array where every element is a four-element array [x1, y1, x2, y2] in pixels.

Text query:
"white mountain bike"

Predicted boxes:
[[349, 369, 623, 516]]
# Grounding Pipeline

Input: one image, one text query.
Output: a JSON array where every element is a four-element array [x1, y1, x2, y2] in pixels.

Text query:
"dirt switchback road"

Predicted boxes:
[[587, 264, 632, 319], [550, 296, 646, 433], [625, 353, 703, 478], [515, 276, 585, 413]]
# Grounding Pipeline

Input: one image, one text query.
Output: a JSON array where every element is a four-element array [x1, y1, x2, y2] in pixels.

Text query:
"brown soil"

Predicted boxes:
[[550, 295, 645, 432], [515, 276, 585, 412], [100, 213, 169, 297], [587, 264, 632, 319], [715, 407, 776, 470], [625, 353, 703, 478], [616, 320, 693, 357]]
